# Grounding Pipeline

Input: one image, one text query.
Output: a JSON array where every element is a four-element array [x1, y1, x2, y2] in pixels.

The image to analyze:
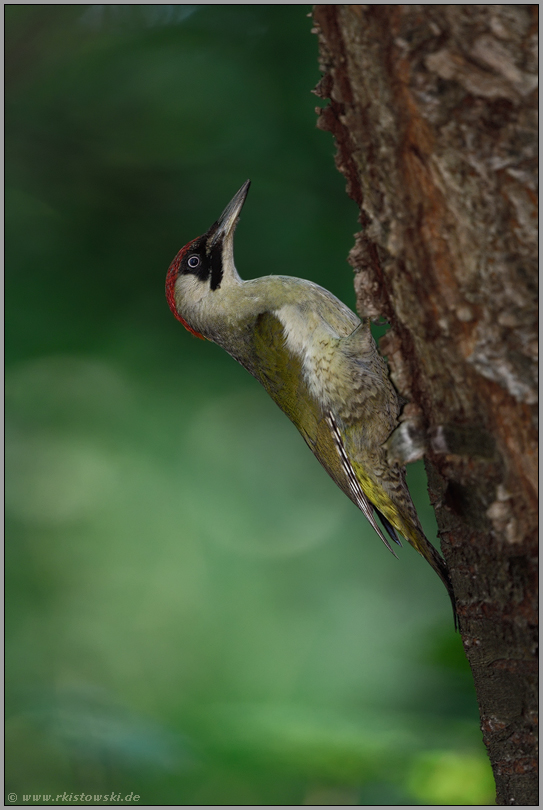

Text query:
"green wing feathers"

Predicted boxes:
[[249, 312, 358, 499]]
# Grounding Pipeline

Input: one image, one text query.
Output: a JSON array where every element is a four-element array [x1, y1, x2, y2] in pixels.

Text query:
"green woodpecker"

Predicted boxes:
[[166, 181, 456, 621]]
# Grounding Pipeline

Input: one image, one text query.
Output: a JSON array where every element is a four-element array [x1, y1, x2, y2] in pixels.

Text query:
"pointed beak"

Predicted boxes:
[[208, 180, 251, 251]]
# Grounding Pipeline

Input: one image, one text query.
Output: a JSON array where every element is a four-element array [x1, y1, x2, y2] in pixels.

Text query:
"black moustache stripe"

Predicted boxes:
[[209, 241, 224, 291]]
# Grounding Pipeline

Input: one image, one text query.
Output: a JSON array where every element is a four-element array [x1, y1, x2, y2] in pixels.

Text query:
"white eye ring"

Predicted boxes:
[[187, 255, 200, 268]]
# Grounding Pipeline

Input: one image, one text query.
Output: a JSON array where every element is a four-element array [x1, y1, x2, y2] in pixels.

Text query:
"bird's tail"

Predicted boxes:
[[410, 524, 458, 630], [375, 506, 457, 629]]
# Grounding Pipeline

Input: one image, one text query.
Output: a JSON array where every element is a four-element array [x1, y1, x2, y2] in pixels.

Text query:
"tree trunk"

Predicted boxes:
[[312, 5, 538, 806]]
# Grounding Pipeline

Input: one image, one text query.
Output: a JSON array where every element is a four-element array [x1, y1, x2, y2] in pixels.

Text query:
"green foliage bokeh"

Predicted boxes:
[[6, 5, 493, 806]]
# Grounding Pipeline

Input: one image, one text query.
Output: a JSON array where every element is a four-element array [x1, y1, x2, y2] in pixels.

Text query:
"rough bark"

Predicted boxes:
[[312, 5, 538, 806]]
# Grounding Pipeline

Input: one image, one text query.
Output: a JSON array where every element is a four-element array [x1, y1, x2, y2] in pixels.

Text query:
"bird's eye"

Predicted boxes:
[[187, 255, 200, 268]]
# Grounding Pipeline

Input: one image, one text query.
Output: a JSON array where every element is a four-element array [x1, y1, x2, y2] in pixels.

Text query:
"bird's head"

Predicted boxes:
[[166, 180, 251, 338]]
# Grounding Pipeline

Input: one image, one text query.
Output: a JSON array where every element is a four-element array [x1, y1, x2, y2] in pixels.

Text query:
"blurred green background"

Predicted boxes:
[[6, 5, 494, 806]]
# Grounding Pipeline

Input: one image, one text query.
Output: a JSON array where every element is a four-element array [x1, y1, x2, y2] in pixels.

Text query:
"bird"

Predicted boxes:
[[166, 180, 456, 623]]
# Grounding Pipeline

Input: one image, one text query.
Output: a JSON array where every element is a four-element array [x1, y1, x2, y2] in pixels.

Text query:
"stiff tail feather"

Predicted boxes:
[[422, 534, 458, 631], [376, 508, 458, 630], [407, 523, 457, 630]]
